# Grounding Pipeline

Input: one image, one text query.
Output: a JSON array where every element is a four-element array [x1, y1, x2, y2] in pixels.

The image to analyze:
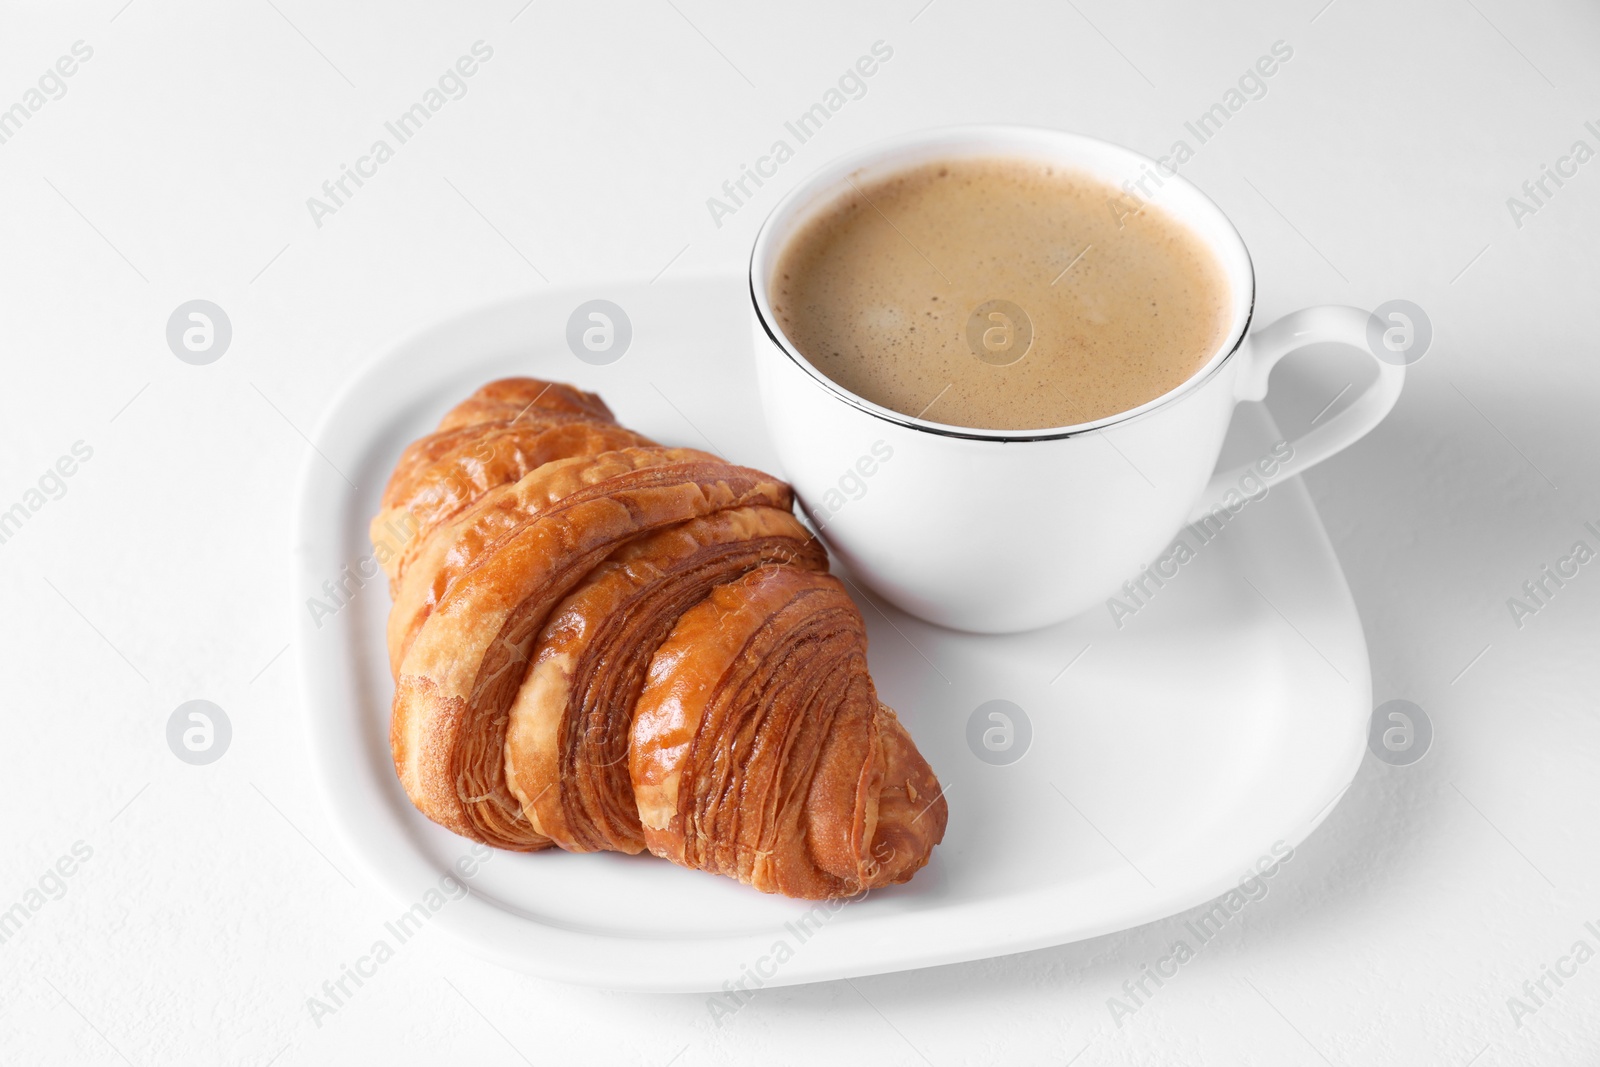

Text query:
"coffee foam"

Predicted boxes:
[[770, 157, 1232, 430]]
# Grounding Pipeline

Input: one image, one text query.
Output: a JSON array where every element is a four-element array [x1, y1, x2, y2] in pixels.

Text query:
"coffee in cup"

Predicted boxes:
[[769, 156, 1233, 431]]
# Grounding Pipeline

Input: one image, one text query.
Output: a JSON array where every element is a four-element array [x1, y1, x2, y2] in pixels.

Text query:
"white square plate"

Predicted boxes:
[[293, 276, 1369, 991]]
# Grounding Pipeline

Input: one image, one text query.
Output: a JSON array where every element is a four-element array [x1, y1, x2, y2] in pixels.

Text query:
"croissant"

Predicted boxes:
[[372, 378, 947, 898]]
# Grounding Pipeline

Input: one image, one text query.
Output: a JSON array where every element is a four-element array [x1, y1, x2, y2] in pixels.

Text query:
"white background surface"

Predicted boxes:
[[2, 1, 1597, 1064]]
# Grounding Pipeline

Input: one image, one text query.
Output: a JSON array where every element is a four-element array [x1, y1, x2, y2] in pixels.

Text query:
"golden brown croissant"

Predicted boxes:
[[373, 378, 946, 898]]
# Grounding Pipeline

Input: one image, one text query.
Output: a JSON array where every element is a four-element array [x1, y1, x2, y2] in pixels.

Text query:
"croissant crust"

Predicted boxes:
[[376, 378, 947, 896]]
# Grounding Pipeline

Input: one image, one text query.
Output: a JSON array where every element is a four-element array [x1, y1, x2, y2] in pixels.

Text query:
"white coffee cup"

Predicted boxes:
[[749, 125, 1404, 634]]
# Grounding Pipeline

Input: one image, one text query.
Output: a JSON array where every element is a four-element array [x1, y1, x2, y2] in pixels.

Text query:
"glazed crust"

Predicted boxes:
[[392, 448, 791, 849], [504, 506, 828, 854], [630, 567, 947, 896], [375, 378, 948, 894], [373, 420, 653, 588]]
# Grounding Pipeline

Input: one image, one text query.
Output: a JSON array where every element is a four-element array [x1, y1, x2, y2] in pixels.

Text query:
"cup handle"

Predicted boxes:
[[1186, 305, 1405, 523]]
